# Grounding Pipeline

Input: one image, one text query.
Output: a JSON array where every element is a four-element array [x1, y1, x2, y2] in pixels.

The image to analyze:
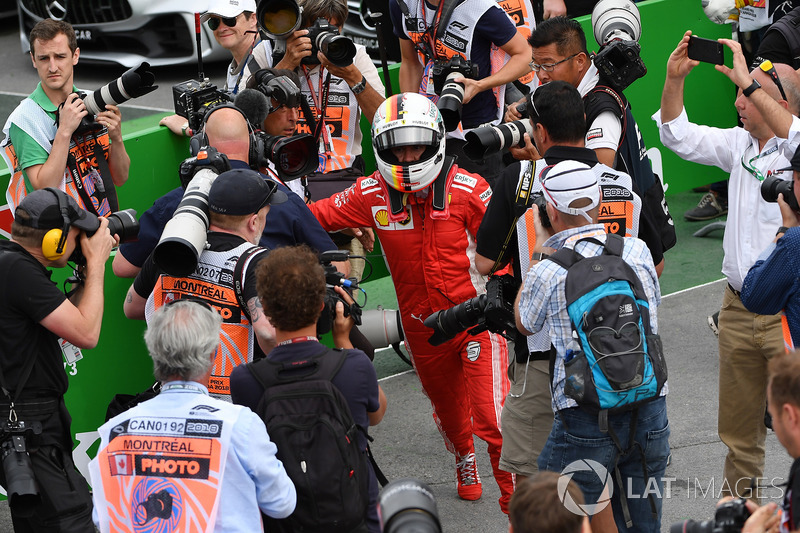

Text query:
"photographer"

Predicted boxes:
[[0, 188, 116, 531], [506, 16, 675, 275], [266, 0, 385, 201], [124, 169, 287, 400], [475, 81, 651, 498], [230, 244, 387, 532], [389, 0, 531, 186], [509, 471, 591, 533], [311, 93, 514, 514], [1, 19, 130, 215], [655, 32, 800, 500], [90, 300, 297, 532], [112, 104, 338, 278], [514, 160, 668, 532], [741, 145, 800, 349]]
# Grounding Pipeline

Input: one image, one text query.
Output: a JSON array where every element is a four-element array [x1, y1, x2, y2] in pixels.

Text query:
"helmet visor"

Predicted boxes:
[[374, 126, 439, 152]]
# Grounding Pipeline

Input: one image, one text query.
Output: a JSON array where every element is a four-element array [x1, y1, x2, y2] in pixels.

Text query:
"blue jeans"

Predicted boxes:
[[537, 397, 670, 533]]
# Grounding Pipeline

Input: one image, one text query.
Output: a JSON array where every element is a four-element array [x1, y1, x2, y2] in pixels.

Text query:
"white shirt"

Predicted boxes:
[[653, 108, 800, 290]]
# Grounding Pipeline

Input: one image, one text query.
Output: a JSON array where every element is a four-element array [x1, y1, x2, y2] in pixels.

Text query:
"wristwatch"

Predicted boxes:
[[530, 252, 550, 262], [776, 226, 789, 236], [181, 122, 190, 137], [350, 76, 367, 95], [742, 79, 762, 98]]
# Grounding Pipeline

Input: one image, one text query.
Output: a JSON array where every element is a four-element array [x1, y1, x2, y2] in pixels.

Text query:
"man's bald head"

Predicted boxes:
[[204, 106, 251, 163]]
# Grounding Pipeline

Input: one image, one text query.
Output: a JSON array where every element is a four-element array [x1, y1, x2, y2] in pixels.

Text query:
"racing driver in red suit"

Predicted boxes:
[[310, 92, 513, 513]]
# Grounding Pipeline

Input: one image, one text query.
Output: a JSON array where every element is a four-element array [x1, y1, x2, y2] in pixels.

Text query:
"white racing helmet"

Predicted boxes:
[[372, 93, 446, 192]]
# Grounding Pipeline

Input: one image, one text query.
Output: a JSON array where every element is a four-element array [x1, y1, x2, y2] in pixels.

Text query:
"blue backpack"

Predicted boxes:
[[547, 233, 668, 430]]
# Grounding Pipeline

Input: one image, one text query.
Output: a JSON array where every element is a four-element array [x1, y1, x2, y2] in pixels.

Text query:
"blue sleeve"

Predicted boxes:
[[230, 365, 263, 412], [260, 186, 337, 252], [118, 188, 182, 267], [475, 5, 517, 47], [389, 0, 410, 40], [234, 410, 297, 518], [741, 231, 800, 315]]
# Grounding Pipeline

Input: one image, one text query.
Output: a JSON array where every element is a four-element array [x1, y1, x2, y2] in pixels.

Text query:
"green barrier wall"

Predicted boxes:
[[0, 0, 737, 486]]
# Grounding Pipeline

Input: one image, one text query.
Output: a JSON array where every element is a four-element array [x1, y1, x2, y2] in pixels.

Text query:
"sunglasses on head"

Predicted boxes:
[[207, 15, 238, 31]]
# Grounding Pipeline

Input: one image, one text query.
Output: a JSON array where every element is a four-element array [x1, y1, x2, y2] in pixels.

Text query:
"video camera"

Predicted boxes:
[[316, 250, 363, 336], [64, 62, 157, 136], [431, 57, 479, 132], [153, 148, 231, 277], [424, 274, 519, 346], [591, 0, 647, 92], [257, 0, 356, 67], [172, 78, 232, 133], [669, 498, 750, 533]]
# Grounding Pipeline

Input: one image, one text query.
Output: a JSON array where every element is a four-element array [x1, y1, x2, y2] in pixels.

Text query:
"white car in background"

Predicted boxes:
[[17, 0, 230, 67]]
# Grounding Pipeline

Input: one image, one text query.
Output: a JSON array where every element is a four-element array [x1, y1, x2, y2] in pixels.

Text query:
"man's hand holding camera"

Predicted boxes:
[[332, 285, 356, 349], [531, 203, 556, 260], [57, 93, 88, 137], [274, 29, 313, 70], [740, 500, 780, 533], [80, 217, 118, 271]]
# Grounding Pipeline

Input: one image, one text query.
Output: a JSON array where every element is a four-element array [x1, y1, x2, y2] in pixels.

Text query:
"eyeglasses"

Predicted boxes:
[[530, 53, 579, 73], [207, 15, 239, 31]]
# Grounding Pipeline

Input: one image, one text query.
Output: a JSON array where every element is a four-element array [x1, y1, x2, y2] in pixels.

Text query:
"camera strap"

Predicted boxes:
[[303, 67, 333, 153], [489, 161, 535, 275]]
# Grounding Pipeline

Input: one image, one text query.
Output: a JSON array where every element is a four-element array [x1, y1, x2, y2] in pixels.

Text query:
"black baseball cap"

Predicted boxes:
[[779, 144, 800, 172], [15, 188, 100, 232], [208, 168, 287, 215]]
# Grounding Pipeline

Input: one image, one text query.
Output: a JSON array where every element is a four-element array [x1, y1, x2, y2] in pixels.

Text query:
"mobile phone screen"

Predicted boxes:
[[688, 36, 724, 65]]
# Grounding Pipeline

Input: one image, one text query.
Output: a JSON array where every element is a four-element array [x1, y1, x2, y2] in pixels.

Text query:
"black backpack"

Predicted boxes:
[[246, 346, 369, 533]]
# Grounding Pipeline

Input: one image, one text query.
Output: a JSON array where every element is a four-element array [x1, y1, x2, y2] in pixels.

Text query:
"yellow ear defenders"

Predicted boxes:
[[41, 188, 72, 261]]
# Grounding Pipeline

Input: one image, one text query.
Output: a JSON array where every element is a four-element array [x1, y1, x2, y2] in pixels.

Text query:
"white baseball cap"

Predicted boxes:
[[201, 0, 257, 22], [540, 160, 600, 223]]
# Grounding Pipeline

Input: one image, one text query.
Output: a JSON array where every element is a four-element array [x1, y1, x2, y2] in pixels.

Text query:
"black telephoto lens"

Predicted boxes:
[[379, 479, 442, 533]]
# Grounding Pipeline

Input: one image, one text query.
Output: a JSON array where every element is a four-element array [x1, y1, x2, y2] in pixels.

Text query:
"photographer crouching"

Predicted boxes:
[[0, 188, 117, 531]]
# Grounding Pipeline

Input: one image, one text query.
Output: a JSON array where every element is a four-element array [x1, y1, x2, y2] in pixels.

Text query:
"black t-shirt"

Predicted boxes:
[[784, 457, 800, 532], [0, 241, 68, 398]]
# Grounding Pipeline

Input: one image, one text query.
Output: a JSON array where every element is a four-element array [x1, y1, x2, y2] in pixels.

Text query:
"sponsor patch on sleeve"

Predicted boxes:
[[480, 189, 492, 203], [586, 128, 603, 141]]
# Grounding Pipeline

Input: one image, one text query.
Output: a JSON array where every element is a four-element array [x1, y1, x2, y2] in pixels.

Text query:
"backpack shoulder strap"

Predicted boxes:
[[233, 245, 268, 322], [247, 344, 348, 392], [603, 232, 624, 257]]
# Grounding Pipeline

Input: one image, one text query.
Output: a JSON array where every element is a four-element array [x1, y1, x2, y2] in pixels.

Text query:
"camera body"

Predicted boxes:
[[531, 192, 552, 228], [317, 250, 362, 336], [761, 174, 799, 211], [172, 79, 232, 132], [424, 274, 519, 346], [591, 0, 646, 92], [252, 70, 303, 111], [431, 56, 480, 132], [68, 209, 140, 266], [669, 498, 750, 533], [1, 420, 42, 517], [303, 18, 357, 67]]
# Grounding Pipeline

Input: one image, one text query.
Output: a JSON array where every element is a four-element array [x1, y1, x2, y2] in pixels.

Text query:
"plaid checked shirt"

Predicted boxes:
[[517, 224, 664, 411]]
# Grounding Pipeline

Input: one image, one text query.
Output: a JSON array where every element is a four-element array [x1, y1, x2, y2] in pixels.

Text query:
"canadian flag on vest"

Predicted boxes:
[[108, 454, 133, 476]]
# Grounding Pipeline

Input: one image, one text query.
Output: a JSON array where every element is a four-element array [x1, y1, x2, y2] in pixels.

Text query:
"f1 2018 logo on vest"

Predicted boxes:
[[442, 32, 467, 52]]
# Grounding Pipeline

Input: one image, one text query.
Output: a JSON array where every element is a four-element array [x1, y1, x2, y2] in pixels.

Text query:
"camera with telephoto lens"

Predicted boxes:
[[431, 57, 479, 132], [257, 0, 304, 61], [669, 497, 750, 533], [463, 119, 534, 160], [591, 0, 647, 92], [153, 148, 231, 277], [68, 208, 141, 266], [379, 478, 442, 533], [172, 79, 232, 132], [317, 250, 363, 336], [1, 420, 42, 518], [424, 274, 519, 346], [303, 18, 357, 67], [761, 174, 799, 211], [252, 69, 303, 111], [66, 62, 157, 136]]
